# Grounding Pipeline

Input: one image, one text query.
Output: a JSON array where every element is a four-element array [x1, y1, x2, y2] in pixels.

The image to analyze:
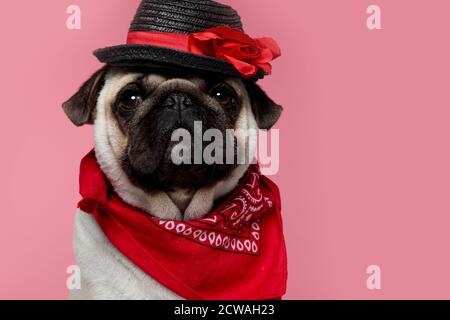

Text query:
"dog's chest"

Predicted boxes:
[[71, 210, 182, 300]]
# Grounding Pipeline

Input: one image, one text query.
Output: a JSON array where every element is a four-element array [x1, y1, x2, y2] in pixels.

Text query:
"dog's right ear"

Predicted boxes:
[[245, 81, 283, 130], [62, 66, 108, 126]]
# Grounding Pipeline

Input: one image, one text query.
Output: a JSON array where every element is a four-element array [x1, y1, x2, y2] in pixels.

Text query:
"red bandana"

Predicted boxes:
[[77, 150, 287, 300]]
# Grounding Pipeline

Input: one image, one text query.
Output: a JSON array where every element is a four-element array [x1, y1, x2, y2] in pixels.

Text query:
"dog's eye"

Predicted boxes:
[[210, 84, 236, 106], [117, 86, 143, 109]]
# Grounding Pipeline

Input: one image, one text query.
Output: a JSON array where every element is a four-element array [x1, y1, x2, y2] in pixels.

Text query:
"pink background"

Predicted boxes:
[[1, 0, 450, 299]]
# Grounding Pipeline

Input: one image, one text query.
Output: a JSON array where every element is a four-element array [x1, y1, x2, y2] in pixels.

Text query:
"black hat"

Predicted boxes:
[[94, 0, 280, 81]]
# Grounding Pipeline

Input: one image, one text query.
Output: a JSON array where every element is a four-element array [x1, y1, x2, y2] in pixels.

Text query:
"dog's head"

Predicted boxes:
[[63, 66, 282, 195]]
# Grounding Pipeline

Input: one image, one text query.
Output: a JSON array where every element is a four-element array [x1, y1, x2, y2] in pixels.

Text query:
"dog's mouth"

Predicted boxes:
[[122, 136, 238, 192], [122, 98, 238, 192]]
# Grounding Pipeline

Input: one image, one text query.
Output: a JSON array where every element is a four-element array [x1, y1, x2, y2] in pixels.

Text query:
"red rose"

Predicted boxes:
[[189, 26, 281, 78]]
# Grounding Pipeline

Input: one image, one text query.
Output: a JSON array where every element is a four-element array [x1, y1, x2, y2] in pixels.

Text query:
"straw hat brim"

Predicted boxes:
[[94, 44, 264, 80]]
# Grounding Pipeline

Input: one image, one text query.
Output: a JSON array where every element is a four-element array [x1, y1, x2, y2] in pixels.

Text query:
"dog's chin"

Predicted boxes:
[[122, 148, 238, 192]]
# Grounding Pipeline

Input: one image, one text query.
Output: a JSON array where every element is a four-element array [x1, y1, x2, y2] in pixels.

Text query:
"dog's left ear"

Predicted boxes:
[[245, 82, 283, 130], [62, 66, 108, 126]]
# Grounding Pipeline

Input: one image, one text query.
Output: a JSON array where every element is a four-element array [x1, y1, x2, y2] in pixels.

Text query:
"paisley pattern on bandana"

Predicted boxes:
[[151, 167, 273, 255]]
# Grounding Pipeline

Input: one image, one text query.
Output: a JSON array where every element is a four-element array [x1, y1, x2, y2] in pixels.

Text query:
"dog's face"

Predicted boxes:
[[63, 66, 282, 193]]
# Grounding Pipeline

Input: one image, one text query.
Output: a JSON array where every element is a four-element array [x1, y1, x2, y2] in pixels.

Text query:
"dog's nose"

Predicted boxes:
[[161, 92, 193, 112]]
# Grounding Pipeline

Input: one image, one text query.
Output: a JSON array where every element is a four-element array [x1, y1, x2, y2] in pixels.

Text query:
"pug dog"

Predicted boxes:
[[63, 66, 282, 299]]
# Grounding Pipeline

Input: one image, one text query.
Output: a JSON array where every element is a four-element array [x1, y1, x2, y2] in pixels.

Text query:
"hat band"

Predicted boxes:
[[126, 26, 280, 78], [127, 31, 193, 53]]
